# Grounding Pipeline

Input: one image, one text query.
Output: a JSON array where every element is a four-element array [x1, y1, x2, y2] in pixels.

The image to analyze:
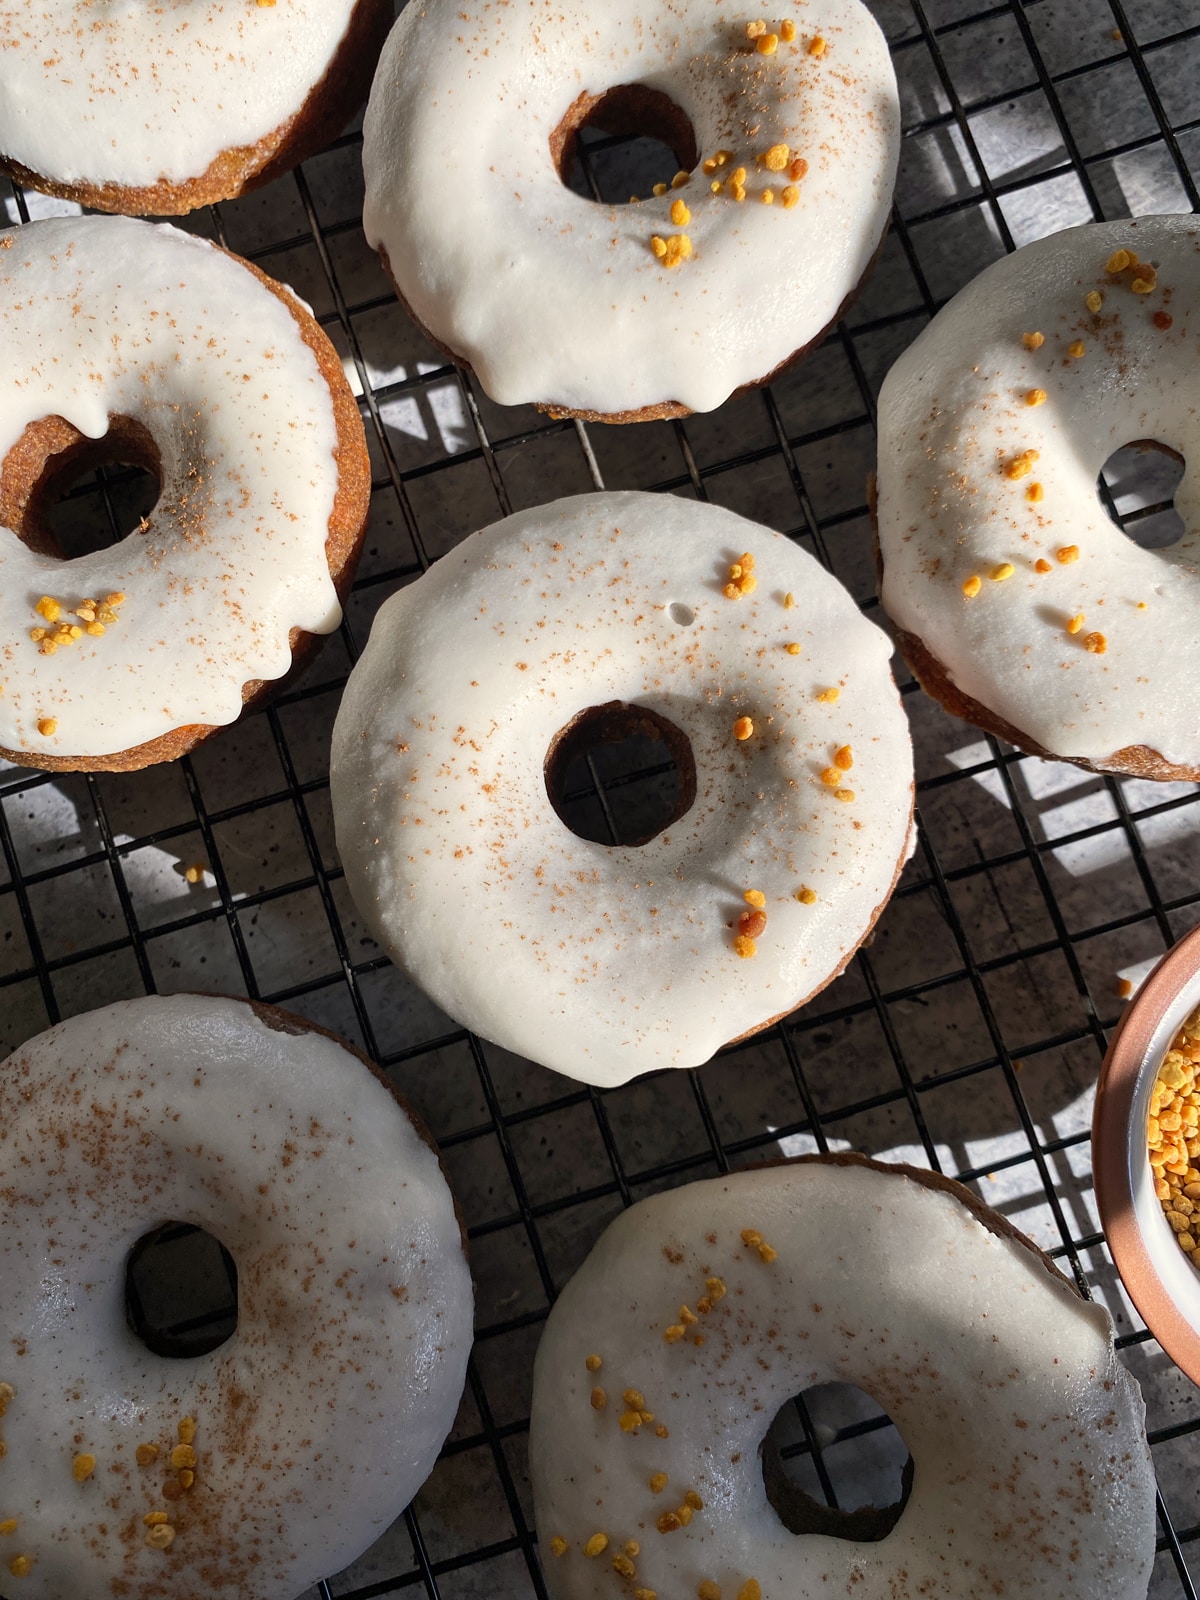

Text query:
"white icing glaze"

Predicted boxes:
[[530, 1160, 1156, 1600], [877, 215, 1200, 771], [0, 0, 358, 189], [0, 993, 473, 1600], [0, 216, 344, 761], [362, 0, 898, 415], [330, 492, 913, 1087]]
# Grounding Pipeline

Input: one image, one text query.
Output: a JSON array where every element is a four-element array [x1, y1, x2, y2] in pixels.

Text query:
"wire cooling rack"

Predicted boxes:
[[4, 0, 1200, 1595]]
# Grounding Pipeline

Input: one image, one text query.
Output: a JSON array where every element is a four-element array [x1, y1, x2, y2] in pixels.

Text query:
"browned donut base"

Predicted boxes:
[[0, 0, 390, 216], [868, 478, 1200, 784], [0, 248, 371, 774], [374, 220, 889, 426]]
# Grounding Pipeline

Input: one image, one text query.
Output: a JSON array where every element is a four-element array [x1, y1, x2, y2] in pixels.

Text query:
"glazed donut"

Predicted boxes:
[[0, 216, 369, 773], [530, 1155, 1156, 1600], [877, 214, 1200, 781], [362, 0, 899, 421], [330, 492, 913, 1086], [0, 0, 390, 215], [0, 993, 473, 1600]]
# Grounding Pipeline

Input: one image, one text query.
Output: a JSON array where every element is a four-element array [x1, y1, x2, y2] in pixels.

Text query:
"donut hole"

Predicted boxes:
[[761, 1383, 913, 1543], [0, 413, 163, 560], [545, 700, 697, 846], [125, 1221, 238, 1360], [1099, 439, 1185, 549], [551, 85, 699, 206]]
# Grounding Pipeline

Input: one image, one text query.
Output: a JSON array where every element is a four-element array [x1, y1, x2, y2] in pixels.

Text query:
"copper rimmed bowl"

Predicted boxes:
[[1094, 920, 1200, 1384]]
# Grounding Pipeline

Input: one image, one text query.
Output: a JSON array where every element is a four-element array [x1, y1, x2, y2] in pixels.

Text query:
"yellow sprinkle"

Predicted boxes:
[[1004, 449, 1039, 480], [1056, 544, 1080, 564], [34, 596, 60, 622], [72, 1453, 96, 1482], [635, 1591, 658, 1600], [962, 575, 982, 599], [796, 886, 817, 904], [820, 766, 842, 787], [705, 1276, 726, 1299], [990, 563, 1015, 582], [761, 188, 775, 205], [650, 236, 668, 259], [741, 1228, 762, 1246], [671, 170, 690, 189], [833, 744, 853, 771], [677, 1503, 694, 1527], [745, 19, 766, 37], [699, 1585, 722, 1600], [816, 686, 840, 703], [733, 935, 757, 959], [657, 1511, 682, 1534], [1025, 388, 1047, 406], [1107, 249, 1132, 273], [170, 1444, 197, 1471], [757, 32, 778, 53], [1137, 600, 1147, 610], [762, 142, 789, 172], [684, 1490, 704, 1510], [730, 181, 747, 202], [85, 621, 105, 636], [664, 1325, 685, 1343], [143, 1512, 169, 1527], [650, 1472, 669, 1494], [670, 199, 691, 226], [710, 180, 723, 194], [1083, 631, 1108, 654], [1068, 339, 1086, 358], [785, 641, 801, 654], [677, 234, 693, 259], [783, 591, 796, 609], [145, 1525, 175, 1551], [584, 1533, 609, 1559], [585, 1354, 602, 1372], [758, 1241, 778, 1262], [1026, 483, 1045, 504], [178, 1470, 195, 1490], [807, 34, 827, 56], [36, 717, 56, 737], [1022, 331, 1045, 350], [834, 790, 855, 804], [590, 1386, 606, 1410], [652, 183, 668, 198], [630, 195, 641, 204], [8, 1555, 33, 1578], [613, 1554, 637, 1579], [781, 185, 799, 208], [1066, 613, 1085, 635], [738, 1583, 762, 1600], [549, 1536, 568, 1557], [780, 18, 796, 41], [679, 1305, 699, 1325], [135, 1444, 159, 1467], [656, 1424, 669, 1438], [105, 592, 125, 607], [0, 1521, 16, 1537], [177, 1418, 196, 1445], [625, 1542, 641, 1558], [1086, 290, 1104, 313], [1131, 276, 1155, 295], [733, 716, 754, 741], [0, 1384, 13, 1415], [619, 1411, 643, 1433], [744, 889, 766, 908]]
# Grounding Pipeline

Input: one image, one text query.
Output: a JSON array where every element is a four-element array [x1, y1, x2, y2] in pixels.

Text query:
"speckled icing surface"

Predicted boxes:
[[362, 0, 898, 414], [0, 0, 358, 188], [530, 1160, 1156, 1600], [0, 994, 473, 1600], [330, 492, 913, 1086], [877, 214, 1200, 769], [0, 217, 343, 761]]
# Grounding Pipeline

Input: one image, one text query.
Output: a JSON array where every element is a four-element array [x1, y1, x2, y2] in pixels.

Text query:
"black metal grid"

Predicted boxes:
[[3, 0, 1200, 1595]]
